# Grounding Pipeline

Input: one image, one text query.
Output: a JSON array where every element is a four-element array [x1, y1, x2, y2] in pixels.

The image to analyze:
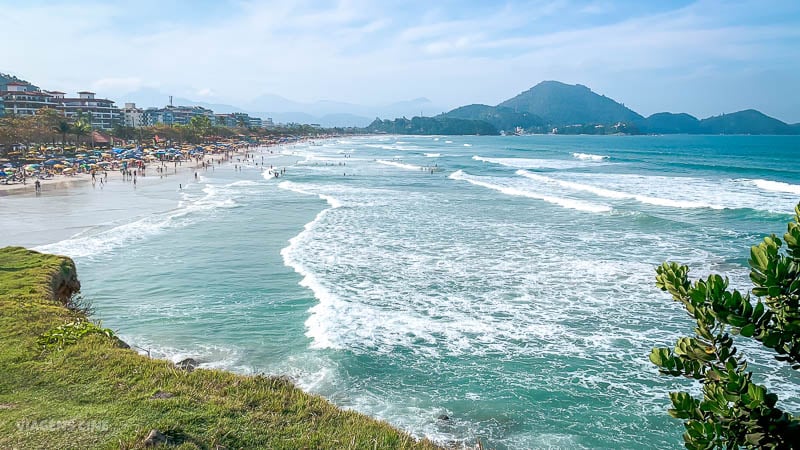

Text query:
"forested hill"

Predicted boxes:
[[432, 81, 800, 135], [365, 116, 499, 135], [497, 81, 644, 127]]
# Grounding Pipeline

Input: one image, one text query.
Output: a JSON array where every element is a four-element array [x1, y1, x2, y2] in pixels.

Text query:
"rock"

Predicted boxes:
[[176, 358, 198, 372], [49, 260, 81, 302], [143, 429, 166, 446], [112, 336, 130, 349], [437, 414, 450, 421], [151, 391, 174, 399]]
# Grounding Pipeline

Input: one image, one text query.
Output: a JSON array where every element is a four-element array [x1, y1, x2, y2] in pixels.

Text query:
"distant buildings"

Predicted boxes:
[[0, 72, 269, 130], [142, 105, 214, 126], [121, 103, 144, 128], [0, 76, 121, 130]]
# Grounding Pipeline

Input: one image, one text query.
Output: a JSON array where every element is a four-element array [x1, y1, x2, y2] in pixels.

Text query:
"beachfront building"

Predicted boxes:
[[213, 112, 264, 128], [143, 105, 215, 126], [122, 103, 145, 128], [58, 91, 121, 130], [249, 116, 262, 128], [0, 82, 61, 117], [0, 79, 121, 130]]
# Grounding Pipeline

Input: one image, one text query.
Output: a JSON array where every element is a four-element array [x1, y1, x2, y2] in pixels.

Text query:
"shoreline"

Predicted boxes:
[[0, 246, 443, 449], [0, 144, 257, 196]]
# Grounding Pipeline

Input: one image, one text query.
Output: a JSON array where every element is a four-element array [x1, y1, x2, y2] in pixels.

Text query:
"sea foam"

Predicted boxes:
[[515, 170, 724, 209], [473, 155, 604, 170], [449, 170, 611, 213], [376, 160, 425, 171], [751, 179, 800, 195], [572, 152, 609, 161]]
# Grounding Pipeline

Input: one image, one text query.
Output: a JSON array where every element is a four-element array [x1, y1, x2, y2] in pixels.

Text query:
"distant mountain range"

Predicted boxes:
[[121, 88, 444, 127], [434, 81, 800, 135]]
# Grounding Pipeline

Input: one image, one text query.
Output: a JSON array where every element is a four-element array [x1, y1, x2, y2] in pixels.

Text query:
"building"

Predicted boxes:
[[0, 79, 121, 130], [143, 105, 214, 126], [212, 112, 264, 128], [121, 103, 144, 128], [248, 116, 262, 128], [0, 82, 61, 117], [58, 91, 121, 130]]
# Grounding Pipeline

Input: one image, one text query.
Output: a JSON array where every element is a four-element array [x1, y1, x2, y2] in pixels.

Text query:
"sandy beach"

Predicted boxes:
[[0, 143, 279, 197]]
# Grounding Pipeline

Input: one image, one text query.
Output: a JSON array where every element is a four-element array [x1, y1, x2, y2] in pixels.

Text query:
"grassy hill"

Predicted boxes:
[[0, 246, 442, 449]]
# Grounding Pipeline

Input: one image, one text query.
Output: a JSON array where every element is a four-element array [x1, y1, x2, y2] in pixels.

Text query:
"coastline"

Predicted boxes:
[[0, 246, 442, 449], [0, 144, 258, 197]]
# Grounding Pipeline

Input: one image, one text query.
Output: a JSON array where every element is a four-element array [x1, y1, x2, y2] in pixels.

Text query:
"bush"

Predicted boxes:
[[650, 204, 800, 449]]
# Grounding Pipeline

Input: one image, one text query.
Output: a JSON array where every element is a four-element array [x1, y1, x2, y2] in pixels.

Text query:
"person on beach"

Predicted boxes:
[[34, 180, 41, 193]]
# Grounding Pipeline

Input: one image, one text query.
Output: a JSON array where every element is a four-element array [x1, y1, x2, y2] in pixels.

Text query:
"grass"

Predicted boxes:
[[0, 246, 442, 449]]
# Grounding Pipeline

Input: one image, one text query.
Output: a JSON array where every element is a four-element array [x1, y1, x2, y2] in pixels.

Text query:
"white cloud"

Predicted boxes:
[[0, 0, 797, 121]]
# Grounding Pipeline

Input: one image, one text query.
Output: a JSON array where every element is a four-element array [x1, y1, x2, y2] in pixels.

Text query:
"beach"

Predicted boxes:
[[4, 134, 800, 449]]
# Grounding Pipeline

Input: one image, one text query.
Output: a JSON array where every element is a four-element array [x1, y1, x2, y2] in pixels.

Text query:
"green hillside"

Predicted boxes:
[[497, 81, 644, 126], [699, 109, 795, 135], [439, 104, 544, 132]]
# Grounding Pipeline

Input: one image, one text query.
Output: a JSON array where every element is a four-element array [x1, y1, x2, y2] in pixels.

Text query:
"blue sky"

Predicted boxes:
[[2, 0, 799, 121]]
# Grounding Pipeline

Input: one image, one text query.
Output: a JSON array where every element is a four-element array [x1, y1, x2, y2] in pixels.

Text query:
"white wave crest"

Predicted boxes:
[[751, 179, 800, 195], [449, 170, 611, 213], [278, 181, 345, 348], [472, 155, 603, 170], [376, 160, 424, 171], [424, 153, 441, 158], [572, 152, 609, 161], [515, 170, 723, 209]]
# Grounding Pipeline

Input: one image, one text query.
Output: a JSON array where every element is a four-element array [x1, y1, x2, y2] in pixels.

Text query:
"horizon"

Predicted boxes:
[[2, 0, 800, 123]]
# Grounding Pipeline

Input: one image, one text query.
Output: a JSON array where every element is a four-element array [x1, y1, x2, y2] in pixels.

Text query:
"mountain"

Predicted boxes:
[[498, 80, 644, 126], [439, 104, 544, 131], [644, 112, 701, 134], [698, 109, 796, 135]]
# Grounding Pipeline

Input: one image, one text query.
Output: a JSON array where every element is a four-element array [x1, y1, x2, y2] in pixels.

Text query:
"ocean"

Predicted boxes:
[[4, 134, 800, 449]]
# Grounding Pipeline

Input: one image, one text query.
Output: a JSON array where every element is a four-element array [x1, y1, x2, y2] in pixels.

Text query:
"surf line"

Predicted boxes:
[[277, 181, 342, 349]]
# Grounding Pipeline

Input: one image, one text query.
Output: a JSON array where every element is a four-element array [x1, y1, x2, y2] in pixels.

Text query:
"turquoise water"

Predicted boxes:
[[5, 135, 800, 449]]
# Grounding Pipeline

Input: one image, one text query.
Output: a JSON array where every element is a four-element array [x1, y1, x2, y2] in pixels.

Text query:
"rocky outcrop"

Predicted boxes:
[[48, 258, 81, 303]]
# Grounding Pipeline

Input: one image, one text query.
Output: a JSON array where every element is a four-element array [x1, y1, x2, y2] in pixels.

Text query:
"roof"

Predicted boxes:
[[5, 82, 29, 86], [77, 91, 96, 94], [91, 130, 110, 144]]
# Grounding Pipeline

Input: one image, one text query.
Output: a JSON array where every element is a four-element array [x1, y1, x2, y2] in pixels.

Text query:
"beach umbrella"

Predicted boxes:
[[0, 171, 7, 177], [62, 168, 74, 174], [53, 164, 66, 170], [44, 159, 61, 166]]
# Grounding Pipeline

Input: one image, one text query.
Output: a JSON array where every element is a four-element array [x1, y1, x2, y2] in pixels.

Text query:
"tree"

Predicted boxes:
[[55, 121, 71, 150], [189, 115, 212, 142], [651, 204, 800, 449], [72, 120, 90, 148]]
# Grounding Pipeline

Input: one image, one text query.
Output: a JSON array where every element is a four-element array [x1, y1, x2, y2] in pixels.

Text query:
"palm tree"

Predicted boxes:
[[72, 120, 90, 148], [55, 121, 71, 152]]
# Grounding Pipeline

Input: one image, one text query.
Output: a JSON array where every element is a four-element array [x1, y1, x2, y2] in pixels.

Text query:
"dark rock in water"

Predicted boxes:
[[437, 414, 450, 421], [176, 358, 198, 372], [112, 336, 130, 349], [143, 429, 166, 446], [151, 391, 174, 399]]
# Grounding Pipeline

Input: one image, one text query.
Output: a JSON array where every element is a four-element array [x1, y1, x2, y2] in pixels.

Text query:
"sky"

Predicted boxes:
[[2, 0, 800, 122]]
